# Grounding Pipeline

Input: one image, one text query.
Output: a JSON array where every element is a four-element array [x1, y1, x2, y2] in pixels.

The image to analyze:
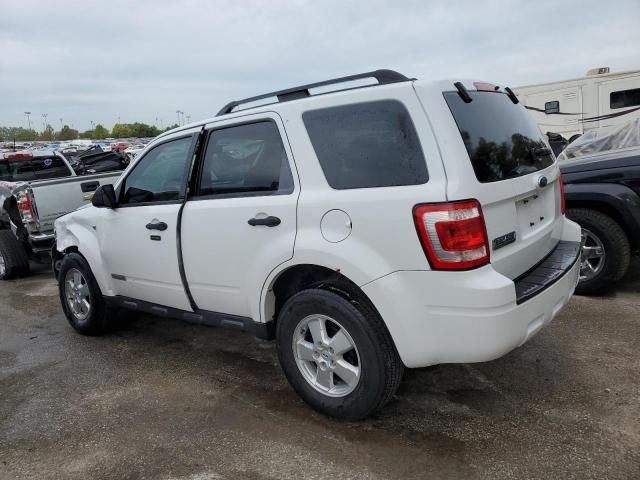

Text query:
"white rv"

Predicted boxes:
[[514, 68, 640, 141]]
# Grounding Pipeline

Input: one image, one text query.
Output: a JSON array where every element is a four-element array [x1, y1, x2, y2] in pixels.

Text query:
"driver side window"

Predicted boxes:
[[121, 136, 193, 205]]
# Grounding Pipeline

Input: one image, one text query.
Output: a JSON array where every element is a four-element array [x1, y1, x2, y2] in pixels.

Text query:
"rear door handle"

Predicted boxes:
[[248, 216, 281, 227], [146, 221, 168, 231]]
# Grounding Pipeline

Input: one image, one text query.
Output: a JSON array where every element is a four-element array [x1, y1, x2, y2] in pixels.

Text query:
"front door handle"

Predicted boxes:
[[146, 221, 168, 231], [248, 216, 281, 227]]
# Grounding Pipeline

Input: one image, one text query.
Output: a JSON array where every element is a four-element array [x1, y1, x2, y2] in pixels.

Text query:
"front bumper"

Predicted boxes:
[[362, 222, 581, 368]]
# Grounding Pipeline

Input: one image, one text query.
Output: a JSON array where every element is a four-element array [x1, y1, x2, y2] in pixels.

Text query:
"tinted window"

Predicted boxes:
[[121, 137, 192, 204], [198, 121, 293, 196], [0, 156, 70, 182], [444, 91, 554, 183], [610, 88, 640, 109], [302, 100, 428, 189]]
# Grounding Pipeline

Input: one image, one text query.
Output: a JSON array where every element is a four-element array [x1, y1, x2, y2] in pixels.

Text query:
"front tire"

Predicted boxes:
[[566, 208, 631, 295], [58, 253, 113, 335], [276, 288, 403, 420], [0, 230, 30, 280]]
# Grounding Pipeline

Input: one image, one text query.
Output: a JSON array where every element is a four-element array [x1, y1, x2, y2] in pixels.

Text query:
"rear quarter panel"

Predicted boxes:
[[270, 82, 449, 288]]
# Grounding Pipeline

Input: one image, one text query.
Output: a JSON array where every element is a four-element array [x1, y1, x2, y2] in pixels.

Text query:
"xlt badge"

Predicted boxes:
[[492, 231, 516, 250]]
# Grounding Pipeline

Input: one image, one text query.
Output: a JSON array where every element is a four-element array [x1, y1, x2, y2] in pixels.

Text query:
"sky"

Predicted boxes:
[[1, 0, 639, 132]]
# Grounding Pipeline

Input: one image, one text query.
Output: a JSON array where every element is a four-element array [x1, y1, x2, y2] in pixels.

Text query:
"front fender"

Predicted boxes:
[[55, 214, 114, 296]]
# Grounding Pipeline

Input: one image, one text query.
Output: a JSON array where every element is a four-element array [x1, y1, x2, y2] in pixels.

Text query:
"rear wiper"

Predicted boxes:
[[454, 82, 472, 103], [531, 147, 552, 157]]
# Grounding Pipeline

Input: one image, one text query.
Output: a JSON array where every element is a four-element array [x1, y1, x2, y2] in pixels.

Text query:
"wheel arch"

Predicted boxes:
[[55, 222, 114, 296], [261, 263, 386, 337], [564, 183, 640, 251]]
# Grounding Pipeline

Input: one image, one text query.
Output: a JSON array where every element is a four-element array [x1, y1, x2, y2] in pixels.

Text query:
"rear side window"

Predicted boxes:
[[444, 91, 554, 183], [0, 157, 70, 182], [303, 100, 428, 189]]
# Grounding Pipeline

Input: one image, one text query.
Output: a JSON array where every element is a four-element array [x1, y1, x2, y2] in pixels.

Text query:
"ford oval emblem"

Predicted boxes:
[[537, 175, 548, 188]]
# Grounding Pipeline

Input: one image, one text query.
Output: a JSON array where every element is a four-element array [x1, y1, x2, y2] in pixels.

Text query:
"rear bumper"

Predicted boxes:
[[362, 217, 581, 368]]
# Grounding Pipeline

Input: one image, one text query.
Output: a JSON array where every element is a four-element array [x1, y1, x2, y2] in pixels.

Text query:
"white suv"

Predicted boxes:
[[54, 70, 581, 420]]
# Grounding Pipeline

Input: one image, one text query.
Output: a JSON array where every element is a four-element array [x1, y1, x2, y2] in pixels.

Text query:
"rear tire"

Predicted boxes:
[[0, 230, 30, 280], [58, 253, 114, 335], [566, 208, 630, 295], [276, 288, 403, 420]]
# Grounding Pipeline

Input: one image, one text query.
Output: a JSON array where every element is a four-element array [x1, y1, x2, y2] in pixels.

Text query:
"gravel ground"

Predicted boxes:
[[1, 261, 639, 480]]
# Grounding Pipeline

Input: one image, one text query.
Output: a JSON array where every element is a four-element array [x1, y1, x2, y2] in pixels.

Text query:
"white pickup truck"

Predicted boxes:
[[0, 150, 124, 279]]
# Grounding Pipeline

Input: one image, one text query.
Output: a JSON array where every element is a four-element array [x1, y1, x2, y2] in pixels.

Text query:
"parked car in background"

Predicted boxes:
[[558, 121, 640, 294], [0, 151, 125, 280], [54, 70, 581, 420]]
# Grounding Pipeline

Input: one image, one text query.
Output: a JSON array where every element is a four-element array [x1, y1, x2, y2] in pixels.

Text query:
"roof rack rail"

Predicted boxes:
[[216, 69, 412, 116]]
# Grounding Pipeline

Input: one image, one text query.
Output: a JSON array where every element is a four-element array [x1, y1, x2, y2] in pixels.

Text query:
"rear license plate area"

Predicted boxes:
[[516, 190, 554, 239]]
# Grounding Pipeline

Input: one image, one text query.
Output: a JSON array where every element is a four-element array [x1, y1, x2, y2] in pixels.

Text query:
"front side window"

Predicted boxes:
[[302, 100, 428, 189], [198, 121, 293, 196], [121, 136, 192, 205], [610, 88, 640, 109]]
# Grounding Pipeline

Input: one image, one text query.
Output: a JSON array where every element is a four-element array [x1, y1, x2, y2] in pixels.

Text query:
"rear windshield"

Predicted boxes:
[[0, 156, 71, 182], [444, 91, 554, 183], [303, 100, 428, 189]]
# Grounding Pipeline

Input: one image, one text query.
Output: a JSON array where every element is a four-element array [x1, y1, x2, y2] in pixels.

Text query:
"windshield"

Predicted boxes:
[[444, 91, 554, 183]]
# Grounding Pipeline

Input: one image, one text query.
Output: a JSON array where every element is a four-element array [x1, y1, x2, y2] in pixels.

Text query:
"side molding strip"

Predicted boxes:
[[103, 295, 275, 340]]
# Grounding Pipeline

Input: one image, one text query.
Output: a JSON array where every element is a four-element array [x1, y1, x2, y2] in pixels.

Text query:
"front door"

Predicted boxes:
[[180, 115, 299, 318], [99, 133, 197, 310]]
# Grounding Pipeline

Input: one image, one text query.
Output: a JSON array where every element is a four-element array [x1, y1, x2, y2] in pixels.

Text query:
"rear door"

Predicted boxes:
[[416, 82, 563, 279], [180, 113, 298, 318]]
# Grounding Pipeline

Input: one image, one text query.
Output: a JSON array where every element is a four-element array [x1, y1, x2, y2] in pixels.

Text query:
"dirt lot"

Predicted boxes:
[[1, 262, 639, 480]]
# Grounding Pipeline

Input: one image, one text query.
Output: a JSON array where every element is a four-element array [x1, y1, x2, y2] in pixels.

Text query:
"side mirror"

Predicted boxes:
[[91, 184, 118, 209], [544, 100, 560, 115]]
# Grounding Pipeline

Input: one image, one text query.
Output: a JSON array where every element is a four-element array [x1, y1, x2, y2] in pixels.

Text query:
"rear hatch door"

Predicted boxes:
[[415, 81, 564, 279]]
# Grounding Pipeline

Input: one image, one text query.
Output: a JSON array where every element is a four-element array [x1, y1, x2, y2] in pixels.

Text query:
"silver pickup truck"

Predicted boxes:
[[0, 150, 124, 280]]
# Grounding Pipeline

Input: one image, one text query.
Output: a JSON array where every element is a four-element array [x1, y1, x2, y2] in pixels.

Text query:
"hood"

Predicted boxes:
[[560, 148, 640, 175]]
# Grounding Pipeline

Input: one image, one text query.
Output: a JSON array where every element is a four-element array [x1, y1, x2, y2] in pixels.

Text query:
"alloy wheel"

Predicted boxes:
[[64, 268, 91, 321], [292, 314, 361, 398], [580, 228, 606, 281]]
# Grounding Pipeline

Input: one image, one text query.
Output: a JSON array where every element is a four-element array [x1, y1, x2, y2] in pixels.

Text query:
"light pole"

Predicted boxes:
[[24, 112, 31, 130], [59, 118, 64, 129], [176, 110, 182, 126]]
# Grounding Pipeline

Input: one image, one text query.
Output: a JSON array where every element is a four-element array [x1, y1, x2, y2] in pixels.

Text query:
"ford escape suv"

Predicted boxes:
[[53, 70, 581, 420]]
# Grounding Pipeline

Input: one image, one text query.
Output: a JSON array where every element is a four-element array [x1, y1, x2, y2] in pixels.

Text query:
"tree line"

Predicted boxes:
[[0, 122, 179, 142]]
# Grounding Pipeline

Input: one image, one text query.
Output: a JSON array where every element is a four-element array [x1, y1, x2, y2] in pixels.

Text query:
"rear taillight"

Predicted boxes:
[[16, 191, 35, 223], [558, 175, 565, 215], [413, 199, 490, 270], [2, 152, 33, 160]]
